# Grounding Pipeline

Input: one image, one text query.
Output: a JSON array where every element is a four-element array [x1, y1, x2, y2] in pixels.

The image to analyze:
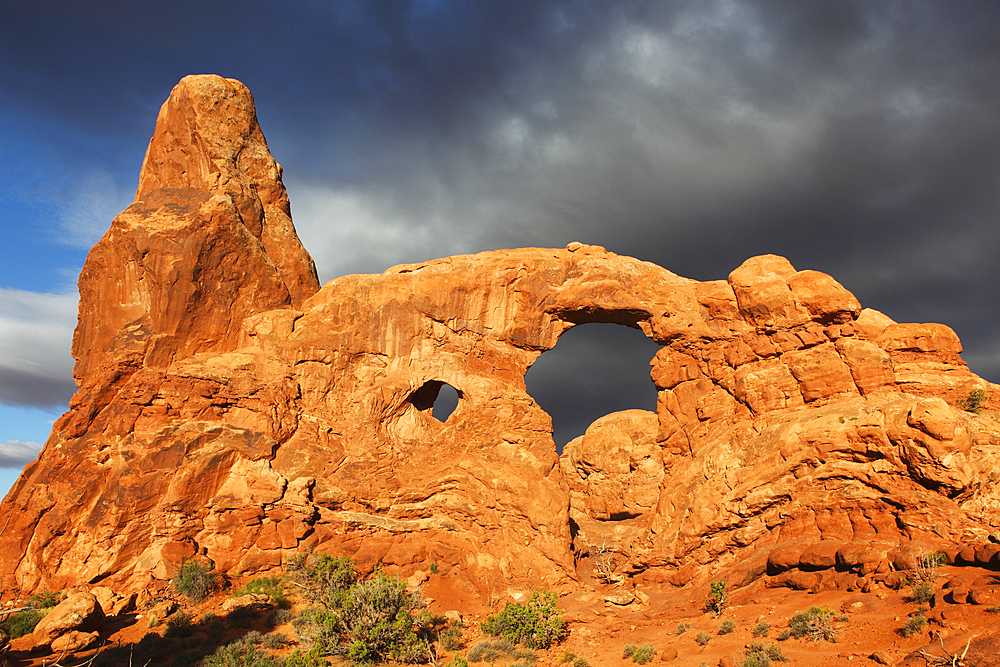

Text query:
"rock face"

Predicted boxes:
[[2, 76, 999, 600]]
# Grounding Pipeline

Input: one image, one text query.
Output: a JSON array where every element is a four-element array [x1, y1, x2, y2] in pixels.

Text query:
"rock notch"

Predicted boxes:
[[1, 77, 998, 602]]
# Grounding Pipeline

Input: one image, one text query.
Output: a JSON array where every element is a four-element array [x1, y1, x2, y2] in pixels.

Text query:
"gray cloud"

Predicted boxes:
[[0, 0, 997, 433], [0, 288, 77, 408], [0, 440, 43, 469]]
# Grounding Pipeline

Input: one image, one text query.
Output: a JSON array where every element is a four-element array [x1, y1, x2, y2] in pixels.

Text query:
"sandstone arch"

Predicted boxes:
[[2, 76, 999, 602]]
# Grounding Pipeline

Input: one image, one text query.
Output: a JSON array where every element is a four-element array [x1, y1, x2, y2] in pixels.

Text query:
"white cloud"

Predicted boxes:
[[0, 287, 77, 407], [0, 440, 43, 469], [55, 169, 133, 248]]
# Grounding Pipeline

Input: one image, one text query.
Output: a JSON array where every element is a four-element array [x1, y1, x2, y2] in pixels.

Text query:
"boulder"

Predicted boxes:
[[29, 592, 104, 648]]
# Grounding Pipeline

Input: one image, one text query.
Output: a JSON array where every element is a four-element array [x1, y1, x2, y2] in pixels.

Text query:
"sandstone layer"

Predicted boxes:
[[2, 76, 999, 602]]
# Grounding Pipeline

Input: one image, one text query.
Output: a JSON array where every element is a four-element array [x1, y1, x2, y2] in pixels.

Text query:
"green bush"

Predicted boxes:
[[0, 608, 45, 639], [288, 551, 356, 610], [705, 579, 728, 617], [629, 645, 656, 664], [675, 622, 691, 635], [753, 622, 770, 638], [742, 642, 789, 667], [719, 619, 736, 635], [695, 632, 711, 646], [788, 606, 839, 643], [235, 576, 290, 608], [901, 611, 927, 638], [283, 648, 330, 667], [29, 591, 62, 609], [165, 611, 194, 638], [480, 590, 568, 649], [911, 583, 934, 604], [290, 553, 427, 664], [202, 637, 280, 667], [174, 558, 219, 603], [558, 651, 588, 667], [439, 623, 464, 650], [468, 638, 535, 666], [957, 388, 988, 413]]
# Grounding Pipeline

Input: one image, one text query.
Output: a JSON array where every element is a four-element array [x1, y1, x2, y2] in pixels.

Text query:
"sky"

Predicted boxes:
[[1, 0, 998, 496]]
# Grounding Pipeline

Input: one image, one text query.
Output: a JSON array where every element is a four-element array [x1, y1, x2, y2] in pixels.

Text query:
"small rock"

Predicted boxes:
[[110, 592, 138, 616], [604, 590, 636, 606], [659, 646, 678, 661], [968, 589, 993, 605], [149, 599, 178, 619], [719, 657, 736, 667], [221, 594, 269, 613], [870, 651, 890, 665], [51, 630, 100, 655], [444, 610, 463, 624], [406, 570, 429, 590]]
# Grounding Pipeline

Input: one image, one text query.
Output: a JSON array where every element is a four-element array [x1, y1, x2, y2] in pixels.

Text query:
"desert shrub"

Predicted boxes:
[[440, 623, 464, 650], [269, 607, 294, 627], [171, 648, 209, 667], [628, 645, 656, 664], [695, 632, 711, 646], [291, 553, 427, 664], [957, 388, 988, 413], [174, 558, 219, 603], [776, 629, 790, 641], [675, 622, 691, 635], [753, 622, 770, 638], [283, 648, 330, 667], [202, 636, 280, 667], [480, 590, 568, 649], [147, 613, 161, 629], [705, 579, 728, 617], [0, 608, 45, 639], [622, 644, 636, 659], [741, 642, 789, 667], [719, 619, 736, 635], [288, 551, 356, 610], [573, 657, 589, 667], [468, 639, 519, 663], [227, 605, 259, 628], [901, 611, 927, 638], [261, 633, 289, 649], [788, 606, 839, 643], [911, 583, 934, 604], [446, 656, 469, 667], [165, 611, 195, 638], [236, 576, 290, 609], [29, 591, 62, 608]]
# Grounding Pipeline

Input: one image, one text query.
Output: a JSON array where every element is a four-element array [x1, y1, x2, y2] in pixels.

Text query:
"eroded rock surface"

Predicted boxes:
[[2, 76, 999, 601]]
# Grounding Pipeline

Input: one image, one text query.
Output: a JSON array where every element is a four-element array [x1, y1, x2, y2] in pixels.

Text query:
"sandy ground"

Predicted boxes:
[[3, 561, 999, 667]]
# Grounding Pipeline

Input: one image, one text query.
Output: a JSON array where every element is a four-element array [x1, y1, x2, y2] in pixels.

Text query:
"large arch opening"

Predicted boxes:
[[524, 323, 662, 453]]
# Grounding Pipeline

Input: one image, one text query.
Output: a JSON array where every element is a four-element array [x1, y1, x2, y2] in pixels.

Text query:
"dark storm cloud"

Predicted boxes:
[[1, 0, 997, 428]]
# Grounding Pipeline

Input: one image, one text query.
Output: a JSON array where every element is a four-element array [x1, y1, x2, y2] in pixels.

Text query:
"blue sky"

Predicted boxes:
[[2, 0, 998, 497]]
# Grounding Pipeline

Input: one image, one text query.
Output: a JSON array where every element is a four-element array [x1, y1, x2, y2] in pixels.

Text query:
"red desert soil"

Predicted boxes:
[[5, 562, 998, 667]]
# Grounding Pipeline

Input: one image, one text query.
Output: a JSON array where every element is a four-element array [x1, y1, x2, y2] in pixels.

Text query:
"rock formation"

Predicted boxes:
[[2, 76, 999, 603]]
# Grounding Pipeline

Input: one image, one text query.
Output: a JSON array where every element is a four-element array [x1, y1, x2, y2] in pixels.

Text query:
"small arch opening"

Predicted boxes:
[[409, 380, 461, 423], [524, 323, 661, 453]]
